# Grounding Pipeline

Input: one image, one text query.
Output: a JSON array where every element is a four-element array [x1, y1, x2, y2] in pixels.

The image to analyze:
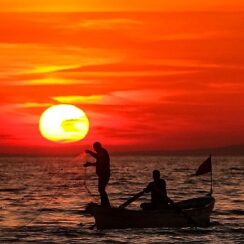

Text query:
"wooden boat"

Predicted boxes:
[[87, 196, 215, 229]]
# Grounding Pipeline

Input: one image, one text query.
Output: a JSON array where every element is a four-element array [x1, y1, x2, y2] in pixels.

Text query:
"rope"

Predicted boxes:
[[83, 166, 97, 202]]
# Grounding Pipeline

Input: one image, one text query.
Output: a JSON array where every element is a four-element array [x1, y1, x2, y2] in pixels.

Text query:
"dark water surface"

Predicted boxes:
[[0, 156, 243, 243]]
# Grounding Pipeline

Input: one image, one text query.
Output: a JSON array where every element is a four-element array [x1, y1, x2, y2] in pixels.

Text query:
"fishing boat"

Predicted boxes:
[[87, 195, 215, 229]]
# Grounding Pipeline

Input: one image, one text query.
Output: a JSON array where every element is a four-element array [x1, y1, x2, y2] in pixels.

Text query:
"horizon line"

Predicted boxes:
[[1, 10, 244, 13], [1, 145, 244, 157]]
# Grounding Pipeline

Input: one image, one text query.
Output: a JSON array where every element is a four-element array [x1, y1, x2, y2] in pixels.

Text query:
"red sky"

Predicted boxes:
[[0, 1, 244, 155]]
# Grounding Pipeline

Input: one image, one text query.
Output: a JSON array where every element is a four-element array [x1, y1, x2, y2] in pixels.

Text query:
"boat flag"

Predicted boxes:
[[195, 155, 212, 176], [193, 155, 213, 194]]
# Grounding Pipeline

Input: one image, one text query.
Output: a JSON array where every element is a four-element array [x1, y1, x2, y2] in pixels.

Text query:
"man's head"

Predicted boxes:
[[153, 170, 160, 181], [93, 141, 102, 152]]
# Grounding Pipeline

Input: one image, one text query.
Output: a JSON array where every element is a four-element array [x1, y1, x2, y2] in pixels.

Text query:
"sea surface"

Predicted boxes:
[[0, 156, 243, 243]]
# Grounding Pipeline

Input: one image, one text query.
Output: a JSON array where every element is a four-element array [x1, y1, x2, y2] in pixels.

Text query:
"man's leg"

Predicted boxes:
[[98, 177, 110, 207]]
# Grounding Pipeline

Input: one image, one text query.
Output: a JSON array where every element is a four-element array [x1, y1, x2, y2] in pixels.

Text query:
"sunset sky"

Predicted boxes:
[[0, 1, 244, 155]]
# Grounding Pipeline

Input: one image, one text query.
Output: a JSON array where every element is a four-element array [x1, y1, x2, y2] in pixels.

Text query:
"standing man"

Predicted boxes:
[[84, 142, 111, 207]]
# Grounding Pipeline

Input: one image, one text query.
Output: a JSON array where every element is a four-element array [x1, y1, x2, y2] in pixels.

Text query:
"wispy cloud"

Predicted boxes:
[[0, 43, 121, 81], [53, 95, 103, 104], [51, 89, 187, 107], [18, 102, 53, 108], [31, 65, 81, 74], [53, 94, 129, 105], [76, 18, 142, 30], [155, 31, 232, 41], [16, 78, 93, 86]]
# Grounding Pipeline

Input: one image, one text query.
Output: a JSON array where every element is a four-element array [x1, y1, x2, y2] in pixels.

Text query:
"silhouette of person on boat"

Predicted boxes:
[[86, 156, 215, 229], [141, 170, 173, 210], [84, 142, 111, 207]]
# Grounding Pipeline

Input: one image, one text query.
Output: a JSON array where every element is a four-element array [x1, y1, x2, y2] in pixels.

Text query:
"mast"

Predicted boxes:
[[210, 154, 213, 195]]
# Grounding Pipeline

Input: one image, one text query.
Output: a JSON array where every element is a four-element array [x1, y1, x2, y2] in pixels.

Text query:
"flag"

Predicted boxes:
[[195, 156, 212, 176]]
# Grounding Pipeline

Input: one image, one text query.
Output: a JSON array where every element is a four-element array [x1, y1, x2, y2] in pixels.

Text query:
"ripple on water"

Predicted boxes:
[[0, 156, 243, 243]]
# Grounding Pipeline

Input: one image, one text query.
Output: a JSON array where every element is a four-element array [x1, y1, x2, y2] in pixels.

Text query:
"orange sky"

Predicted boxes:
[[0, 5, 244, 155], [1, 0, 244, 11]]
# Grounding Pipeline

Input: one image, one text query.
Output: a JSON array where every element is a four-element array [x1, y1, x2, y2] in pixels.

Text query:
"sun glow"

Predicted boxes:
[[39, 104, 89, 143]]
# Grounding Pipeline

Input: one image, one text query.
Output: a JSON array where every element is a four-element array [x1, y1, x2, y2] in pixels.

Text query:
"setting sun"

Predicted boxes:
[[39, 104, 89, 143]]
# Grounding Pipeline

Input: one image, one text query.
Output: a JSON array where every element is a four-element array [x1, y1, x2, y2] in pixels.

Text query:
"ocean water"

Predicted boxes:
[[0, 156, 243, 243]]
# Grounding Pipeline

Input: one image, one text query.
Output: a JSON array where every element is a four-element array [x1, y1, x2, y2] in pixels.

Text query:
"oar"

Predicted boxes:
[[119, 191, 144, 209]]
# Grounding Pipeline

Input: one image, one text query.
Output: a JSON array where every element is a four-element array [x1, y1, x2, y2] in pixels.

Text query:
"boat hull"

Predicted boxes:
[[88, 196, 215, 229]]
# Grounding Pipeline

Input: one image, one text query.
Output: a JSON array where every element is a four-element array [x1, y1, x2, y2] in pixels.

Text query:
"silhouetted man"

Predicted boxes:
[[84, 142, 110, 207], [141, 170, 173, 210]]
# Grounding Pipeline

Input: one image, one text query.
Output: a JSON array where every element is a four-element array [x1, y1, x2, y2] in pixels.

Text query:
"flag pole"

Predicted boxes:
[[210, 154, 213, 195], [194, 154, 213, 195]]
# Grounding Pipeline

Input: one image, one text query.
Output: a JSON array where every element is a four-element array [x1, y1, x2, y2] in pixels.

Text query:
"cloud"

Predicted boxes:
[[19, 102, 53, 108], [53, 95, 103, 104], [110, 90, 176, 104], [16, 78, 92, 86], [52, 94, 129, 105], [56, 68, 198, 78], [52, 90, 174, 106], [155, 31, 231, 41], [0, 43, 121, 84], [31, 65, 81, 74], [76, 18, 142, 30], [0, 134, 17, 140]]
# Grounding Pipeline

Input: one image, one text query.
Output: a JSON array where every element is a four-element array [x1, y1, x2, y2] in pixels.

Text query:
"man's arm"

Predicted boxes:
[[167, 197, 174, 205], [85, 150, 98, 159], [143, 182, 152, 193], [159, 180, 174, 204]]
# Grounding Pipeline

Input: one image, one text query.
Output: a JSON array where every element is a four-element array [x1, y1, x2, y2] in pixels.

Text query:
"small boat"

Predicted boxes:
[[87, 196, 215, 229]]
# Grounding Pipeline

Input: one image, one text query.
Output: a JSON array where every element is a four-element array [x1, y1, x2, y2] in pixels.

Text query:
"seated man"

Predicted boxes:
[[141, 170, 173, 210]]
